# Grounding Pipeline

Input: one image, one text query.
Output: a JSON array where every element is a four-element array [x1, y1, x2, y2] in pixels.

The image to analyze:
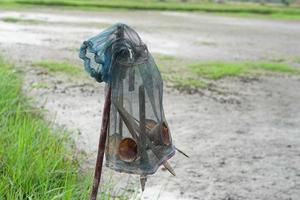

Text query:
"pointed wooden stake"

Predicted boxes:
[[140, 175, 147, 192], [175, 147, 189, 158], [163, 161, 176, 176]]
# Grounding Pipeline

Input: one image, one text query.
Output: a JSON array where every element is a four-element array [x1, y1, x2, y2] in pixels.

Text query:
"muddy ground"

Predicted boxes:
[[0, 8, 300, 200]]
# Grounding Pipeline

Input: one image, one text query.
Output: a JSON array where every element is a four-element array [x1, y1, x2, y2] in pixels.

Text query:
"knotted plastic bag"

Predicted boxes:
[[79, 23, 175, 175]]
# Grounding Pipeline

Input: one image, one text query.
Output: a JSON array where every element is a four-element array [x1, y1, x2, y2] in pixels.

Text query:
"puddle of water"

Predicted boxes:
[[0, 22, 46, 45]]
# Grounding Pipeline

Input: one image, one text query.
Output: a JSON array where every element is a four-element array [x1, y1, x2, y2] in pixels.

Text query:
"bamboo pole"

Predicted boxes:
[[90, 87, 112, 200]]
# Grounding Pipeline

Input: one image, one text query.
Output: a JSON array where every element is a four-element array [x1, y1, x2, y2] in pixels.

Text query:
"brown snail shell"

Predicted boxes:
[[161, 122, 170, 145], [145, 119, 170, 146], [118, 138, 138, 162], [145, 119, 157, 129]]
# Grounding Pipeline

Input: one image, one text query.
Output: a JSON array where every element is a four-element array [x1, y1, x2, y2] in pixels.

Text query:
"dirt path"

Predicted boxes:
[[0, 8, 300, 200]]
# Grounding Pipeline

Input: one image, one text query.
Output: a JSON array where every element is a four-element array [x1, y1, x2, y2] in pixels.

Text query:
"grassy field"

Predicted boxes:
[[1, 0, 300, 20], [189, 61, 300, 79], [155, 55, 300, 92], [0, 57, 97, 199], [33, 61, 82, 75]]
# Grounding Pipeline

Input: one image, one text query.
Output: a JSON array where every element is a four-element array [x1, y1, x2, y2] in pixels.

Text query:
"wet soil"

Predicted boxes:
[[0, 8, 300, 200]]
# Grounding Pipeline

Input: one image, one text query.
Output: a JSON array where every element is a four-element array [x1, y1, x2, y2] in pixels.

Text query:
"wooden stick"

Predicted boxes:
[[119, 80, 123, 137], [139, 85, 148, 191], [175, 147, 189, 158], [139, 85, 147, 160], [90, 87, 112, 200], [128, 68, 135, 91], [140, 175, 147, 192], [112, 100, 139, 140]]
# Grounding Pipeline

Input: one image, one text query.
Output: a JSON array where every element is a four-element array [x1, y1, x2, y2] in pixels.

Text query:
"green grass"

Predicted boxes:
[[156, 54, 176, 61], [33, 61, 82, 75], [155, 55, 206, 92], [0, 57, 92, 199], [2, 17, 21, 23], [0, 57, 139, 199], [155, 54, 300, 92], [30, 82, 50, 89], [1, 0, 300, 20], [189, 62, 248, 79], [163, 73, 207, 91], [189, 61, 300, 79], [252, 62, 299, 73], [2, 16, 42, 23]]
